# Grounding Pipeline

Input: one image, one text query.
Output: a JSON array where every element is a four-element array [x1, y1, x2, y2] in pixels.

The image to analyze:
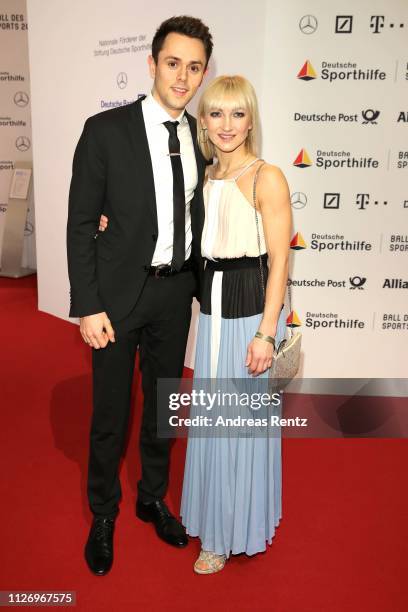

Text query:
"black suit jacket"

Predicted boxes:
[[67, 96, 205, 320]]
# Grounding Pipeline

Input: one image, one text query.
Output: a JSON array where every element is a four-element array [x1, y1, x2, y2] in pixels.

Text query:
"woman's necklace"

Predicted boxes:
[[213, 155, 254, 180]]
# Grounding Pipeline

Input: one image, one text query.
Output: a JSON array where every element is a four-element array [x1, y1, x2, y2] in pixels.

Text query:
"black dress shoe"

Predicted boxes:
[[136, 499, 188, 547], [85, 516, 115, 576]]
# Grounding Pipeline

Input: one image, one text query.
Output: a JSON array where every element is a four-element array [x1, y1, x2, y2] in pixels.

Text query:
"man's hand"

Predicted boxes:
[[99, 215, 108, 231], [80, 312, 115, 349]]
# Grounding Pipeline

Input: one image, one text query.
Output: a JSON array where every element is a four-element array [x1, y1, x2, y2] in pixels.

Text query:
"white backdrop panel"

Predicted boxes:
[[27, 0, 266, 366], [0, 0, 35, 269]]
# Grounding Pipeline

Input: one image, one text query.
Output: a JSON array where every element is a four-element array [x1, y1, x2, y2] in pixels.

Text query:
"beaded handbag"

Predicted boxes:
[[252, 162, 301, 385]]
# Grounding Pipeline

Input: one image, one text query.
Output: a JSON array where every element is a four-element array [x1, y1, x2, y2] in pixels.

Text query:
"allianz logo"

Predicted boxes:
[[383, 278, 408, 289]]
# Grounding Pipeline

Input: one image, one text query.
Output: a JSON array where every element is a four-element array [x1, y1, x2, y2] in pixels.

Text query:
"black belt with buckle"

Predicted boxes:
[[148, 258, 193, 278]]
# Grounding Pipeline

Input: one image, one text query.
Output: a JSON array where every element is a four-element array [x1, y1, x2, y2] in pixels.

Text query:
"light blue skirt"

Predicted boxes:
[[180, 283, 287, 558]]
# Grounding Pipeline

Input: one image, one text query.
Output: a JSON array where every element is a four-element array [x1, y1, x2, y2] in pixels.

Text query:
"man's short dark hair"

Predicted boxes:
[[152, 15, 213, 67]]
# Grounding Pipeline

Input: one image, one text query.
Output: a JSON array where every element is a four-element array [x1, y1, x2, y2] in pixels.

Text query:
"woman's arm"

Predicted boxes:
[[257, 164, 291, 336], [245, 164, 292, 375]]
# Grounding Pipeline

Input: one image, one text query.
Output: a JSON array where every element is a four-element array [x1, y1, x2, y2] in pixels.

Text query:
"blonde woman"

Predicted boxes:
[[180, 75, 291, 573]]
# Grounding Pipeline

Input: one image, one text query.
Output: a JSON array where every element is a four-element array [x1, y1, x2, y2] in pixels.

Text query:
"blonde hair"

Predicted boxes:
[[197, 75, 260, 161]]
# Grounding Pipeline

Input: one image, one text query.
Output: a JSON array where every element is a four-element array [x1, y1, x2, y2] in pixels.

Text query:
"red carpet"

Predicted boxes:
[[0, 276, 407, 611]]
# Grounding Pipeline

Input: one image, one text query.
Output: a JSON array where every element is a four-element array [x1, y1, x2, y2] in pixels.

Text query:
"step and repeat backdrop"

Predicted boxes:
[[26, 0, 407, 380], [262, 0, 407, 378], [0, 0, 35, 269]]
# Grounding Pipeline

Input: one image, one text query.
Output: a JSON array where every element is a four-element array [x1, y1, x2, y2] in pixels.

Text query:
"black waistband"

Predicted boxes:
[[148, 257, 193, 278], [205, 254, 268, 272]]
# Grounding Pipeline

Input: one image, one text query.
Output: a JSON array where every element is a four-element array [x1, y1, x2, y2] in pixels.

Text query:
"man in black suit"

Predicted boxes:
[[67, 16, 212, 575]]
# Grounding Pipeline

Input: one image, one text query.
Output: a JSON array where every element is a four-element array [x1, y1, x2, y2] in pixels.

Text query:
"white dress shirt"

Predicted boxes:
[[142, 93, 198, 266]]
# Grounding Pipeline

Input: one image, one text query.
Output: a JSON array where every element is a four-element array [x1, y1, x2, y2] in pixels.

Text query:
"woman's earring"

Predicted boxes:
[[199, 128, 208, 144]]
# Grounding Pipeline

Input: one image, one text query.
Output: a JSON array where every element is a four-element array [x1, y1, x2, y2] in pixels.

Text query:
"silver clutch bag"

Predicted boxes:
[[252, 162, 301, 386], [270, 331, 302, 379]]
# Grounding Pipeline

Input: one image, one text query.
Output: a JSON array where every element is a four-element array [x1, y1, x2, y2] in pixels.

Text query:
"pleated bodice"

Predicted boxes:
[[201, 160, 267, 260]]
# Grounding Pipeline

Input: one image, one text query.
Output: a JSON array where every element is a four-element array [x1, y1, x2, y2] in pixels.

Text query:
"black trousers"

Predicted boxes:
[[88, 269, 196, 517]]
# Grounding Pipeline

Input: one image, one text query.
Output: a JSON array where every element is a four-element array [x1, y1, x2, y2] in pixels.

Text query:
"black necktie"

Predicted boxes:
[[163, 120, 185, 271]]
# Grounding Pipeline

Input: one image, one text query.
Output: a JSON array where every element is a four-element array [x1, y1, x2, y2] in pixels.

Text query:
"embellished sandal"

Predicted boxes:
[[194, 549, 227, 574]]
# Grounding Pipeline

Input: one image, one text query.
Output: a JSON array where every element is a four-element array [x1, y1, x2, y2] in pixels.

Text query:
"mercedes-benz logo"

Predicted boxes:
[[14, 91, 29, 107], [117, 72, 128, 89], [299, 15, 318, 34], [290, 192, 307, 209], [15, 136, 31, 152]]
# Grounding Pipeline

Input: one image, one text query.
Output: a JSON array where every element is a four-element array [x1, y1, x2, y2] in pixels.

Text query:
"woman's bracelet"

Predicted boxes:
[[254, 331, 275, 350]]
